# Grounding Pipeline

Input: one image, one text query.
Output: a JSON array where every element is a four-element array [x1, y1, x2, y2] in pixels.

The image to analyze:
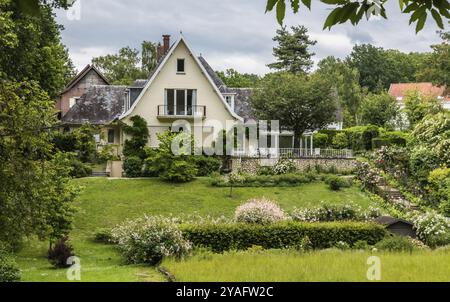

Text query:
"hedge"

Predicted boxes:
[[211, 173, 317, 187], [182, 221, 387, 252]]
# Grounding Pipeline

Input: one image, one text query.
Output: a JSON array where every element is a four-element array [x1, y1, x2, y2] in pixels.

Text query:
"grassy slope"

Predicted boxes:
[[162, 249, 450, 282], [16, 177, 373, 282]]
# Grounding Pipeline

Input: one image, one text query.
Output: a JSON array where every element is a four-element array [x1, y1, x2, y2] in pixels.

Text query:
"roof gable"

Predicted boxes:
[[63, 64, 110, 94], [120, 36, 243, 121], [389, 82, 448, 101]]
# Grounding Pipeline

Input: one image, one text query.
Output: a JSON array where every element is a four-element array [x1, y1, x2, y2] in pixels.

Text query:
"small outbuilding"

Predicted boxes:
[[374, 216, 417, 238]]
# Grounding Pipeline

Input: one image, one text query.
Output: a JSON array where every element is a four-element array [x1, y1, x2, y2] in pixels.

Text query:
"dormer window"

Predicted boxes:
[[177, 59, 185, 73], [224, 94, 235, 110]]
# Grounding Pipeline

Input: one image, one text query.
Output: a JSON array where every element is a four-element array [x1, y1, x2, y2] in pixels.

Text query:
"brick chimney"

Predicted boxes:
[[163, 35, 171, 54]]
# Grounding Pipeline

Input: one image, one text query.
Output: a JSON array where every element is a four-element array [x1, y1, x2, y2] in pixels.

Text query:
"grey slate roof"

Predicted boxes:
[[227, 88, 255, 122], [62, 85, 127, 125], [198, 56, 228, 93], [374, 216, 414, 226], [131, 79, 148, 88]]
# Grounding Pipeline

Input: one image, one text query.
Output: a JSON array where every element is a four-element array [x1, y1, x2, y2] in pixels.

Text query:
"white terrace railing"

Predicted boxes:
[[233, 148, 354, 159]]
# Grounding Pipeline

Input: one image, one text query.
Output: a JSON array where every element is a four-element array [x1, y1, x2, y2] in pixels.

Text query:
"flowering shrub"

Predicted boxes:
[[235, 198, 286, 224], [410, 211, 450, 247], [272, 158, 297, 175], [355, 162, 380, 191], [111, 215, 192, 265], [290, 203, 381, 222]]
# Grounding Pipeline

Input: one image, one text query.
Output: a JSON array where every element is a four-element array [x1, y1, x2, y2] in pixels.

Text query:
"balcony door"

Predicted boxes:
[[165, 89, 196, 116]]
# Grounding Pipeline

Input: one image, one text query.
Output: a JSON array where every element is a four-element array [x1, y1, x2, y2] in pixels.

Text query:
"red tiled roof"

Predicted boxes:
[[389, 82, 449, 102]]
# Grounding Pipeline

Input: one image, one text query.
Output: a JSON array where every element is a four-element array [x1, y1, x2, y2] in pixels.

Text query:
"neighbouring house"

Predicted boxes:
[[388, 82, 450, 110], [374, 216, 417, 238], [58, 34, 347, 163]]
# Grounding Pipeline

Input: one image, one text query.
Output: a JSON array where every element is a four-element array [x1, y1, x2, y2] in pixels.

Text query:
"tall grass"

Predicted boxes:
[[162, 249, 450, 282]]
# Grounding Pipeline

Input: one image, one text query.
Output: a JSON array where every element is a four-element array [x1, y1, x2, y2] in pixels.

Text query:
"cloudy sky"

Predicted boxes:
[[55, 0, 443, 75]]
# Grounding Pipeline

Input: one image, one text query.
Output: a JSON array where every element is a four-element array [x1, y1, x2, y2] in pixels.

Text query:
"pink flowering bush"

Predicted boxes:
[[235, 198, 286, 224], [111, 215, 192, 265]]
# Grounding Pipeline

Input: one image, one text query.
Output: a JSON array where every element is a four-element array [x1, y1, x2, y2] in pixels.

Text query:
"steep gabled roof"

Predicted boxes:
[[389, 82, 449, 102], [198, 56, 227, 92], [62, 85, 127, 125], [62, 64, 110, 94], [120, 36, 243, 121]]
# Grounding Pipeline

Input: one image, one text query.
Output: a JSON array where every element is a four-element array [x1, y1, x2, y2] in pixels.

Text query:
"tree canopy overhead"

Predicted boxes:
[[265, 0, 449, 33]]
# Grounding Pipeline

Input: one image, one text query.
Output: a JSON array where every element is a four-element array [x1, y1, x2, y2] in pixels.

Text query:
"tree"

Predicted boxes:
[[141, 40, 157, 75], [403, 89, 443, 127], [92, 41, 157, 85], [359, 92, 399, 127], [265, 0, 449, 33], [216, 69, 260, 88], [316, 56, 363, 126], [417, 31, 450, 87], [0, 80, 77, 248], [267, 25, 317, 74], [251, 72, 336, 145], [122, 116, 149, 159], [0, 0, 75, 98]]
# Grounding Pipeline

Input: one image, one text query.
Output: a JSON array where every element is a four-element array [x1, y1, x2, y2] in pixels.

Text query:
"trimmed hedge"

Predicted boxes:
[[211, 173, 317, 187], [182, 221, 387, 252]]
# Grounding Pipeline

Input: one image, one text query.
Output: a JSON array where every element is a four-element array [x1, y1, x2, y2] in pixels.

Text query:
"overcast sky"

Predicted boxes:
[[56, 0, 443, 75]]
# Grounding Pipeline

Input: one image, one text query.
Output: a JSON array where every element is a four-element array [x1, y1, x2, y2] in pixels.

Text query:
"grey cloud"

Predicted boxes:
[[56, 0, 443, 75]]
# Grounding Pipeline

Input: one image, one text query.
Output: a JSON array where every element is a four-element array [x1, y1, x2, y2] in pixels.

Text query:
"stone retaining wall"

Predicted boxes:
[[231, 158, 357, 174]]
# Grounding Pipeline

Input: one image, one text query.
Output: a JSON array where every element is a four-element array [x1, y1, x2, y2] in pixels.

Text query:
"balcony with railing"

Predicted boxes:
[[157, 105, 206, 119]]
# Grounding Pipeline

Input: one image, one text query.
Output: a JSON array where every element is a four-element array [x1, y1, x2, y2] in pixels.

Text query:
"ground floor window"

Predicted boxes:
[[107, 129, 115, 144]]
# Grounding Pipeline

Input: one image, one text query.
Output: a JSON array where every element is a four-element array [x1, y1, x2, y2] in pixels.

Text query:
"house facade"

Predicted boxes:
[[59, 35, 344, 161]]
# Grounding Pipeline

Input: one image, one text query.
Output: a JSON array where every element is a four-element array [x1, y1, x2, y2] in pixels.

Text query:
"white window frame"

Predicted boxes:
[[69, 97, 80, 108], [164, 89, 197, 115]]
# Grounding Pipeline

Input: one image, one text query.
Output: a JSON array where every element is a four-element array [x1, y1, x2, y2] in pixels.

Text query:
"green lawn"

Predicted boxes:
[[16, 177, 374, 282], [162, 249, 450, 282]]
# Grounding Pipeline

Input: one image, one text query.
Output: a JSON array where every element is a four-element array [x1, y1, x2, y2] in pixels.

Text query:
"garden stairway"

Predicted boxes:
[[375, 176, 420, 211]]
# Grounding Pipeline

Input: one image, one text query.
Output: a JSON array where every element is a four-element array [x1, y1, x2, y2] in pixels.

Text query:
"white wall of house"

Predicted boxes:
[[121, 38, 239, 149]]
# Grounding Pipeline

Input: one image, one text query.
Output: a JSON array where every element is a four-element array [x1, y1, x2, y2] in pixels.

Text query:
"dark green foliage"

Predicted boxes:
[[325, 175, 352, 191], [123, 116, 149, 159], [0, 253, 21, 282], [161, 159, 197, 183], [267, 25, 317, 74], [52, 131, 78, 153], [123, 156, 143, 178], [211, 173, 317, 187], [266, 0, 449, 33], [0, 0, 75, 98], [375, 235, 415, 252], [216, 69, 261, 88], [47, 236, 74, 268], [313, 132, 329, 149], [182, 222, 387, 252], [372, 136, 407, 150], [0, 81, 77, 248], [68, 157, 92, 178], [192, 156, 221, 176], [359, 93, 399, 127], [94, 229, 113, 244]]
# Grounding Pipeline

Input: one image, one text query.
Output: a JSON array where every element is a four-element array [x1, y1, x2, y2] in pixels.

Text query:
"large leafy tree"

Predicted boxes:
[[358, 92, 399, 127], [0, 0, 75, 98], [216, 69, 261, 88], [267, 25, 317, 74], [417, 31, 450, 86], [403, 89, 443, 127], [265, 0, 449, 33], [346, 44, 425, 92], [0, 80, 77, 248], [316, 56, 363, 126], [92, 42, 157, 85], [251, 72, 336, 144]]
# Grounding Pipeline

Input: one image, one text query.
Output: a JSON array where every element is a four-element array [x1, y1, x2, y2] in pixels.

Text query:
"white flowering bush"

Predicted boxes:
[[291, 203, 381, 222], [111, 215, 192, 265], [272, 158, 297, 175], [235, 198, 286, 224], [411, 211, 450, 247]]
